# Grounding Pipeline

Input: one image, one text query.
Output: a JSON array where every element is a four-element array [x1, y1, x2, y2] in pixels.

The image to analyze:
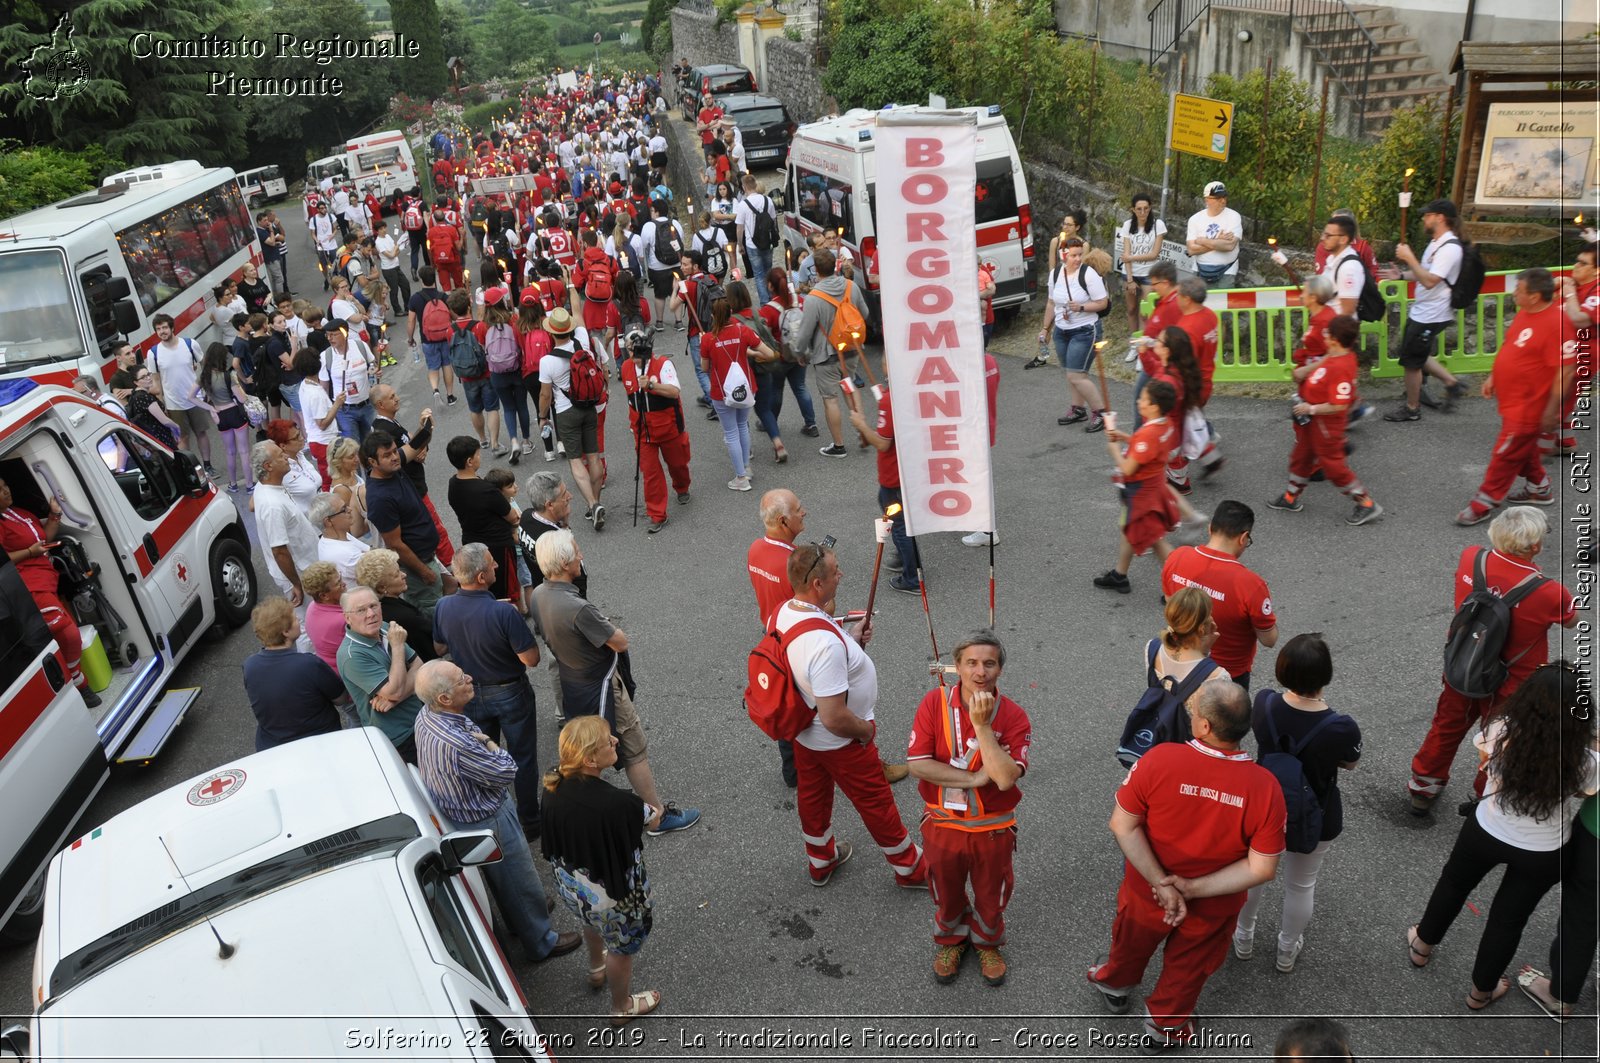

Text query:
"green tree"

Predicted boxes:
[[640, 0, 677, 56], [822, 0, 947, 111], [472, 0, 558, 73], [0, 140, 124, 217], [439, 0, 475, 69], [0, 0, 248, 165], [391, 0, 447, 98]]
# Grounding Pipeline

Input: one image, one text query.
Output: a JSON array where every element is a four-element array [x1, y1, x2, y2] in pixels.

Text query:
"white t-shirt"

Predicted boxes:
[[1049, 263, 1108, 331], [318, 533, 371, 583], [1323, 247, 1365, 312], [1474, 718, 1600, 852], [540, 343, 580, 414], [375, 234, 400, 271], [212, 296, 246, 344], [648, 134, 668, 156], [255, 483, 320, 596], [1116, 217, 1168, 278], [314, 213, 339, 251], [734, 194, 775, 251], [152, 337, 201, 411], [1410, 232, 1463, 325], [318, 340, 373, 404], [300, 379, 337, 446], [641, 219, 684, 272], [1186, 206, 1244, 270], [775, 601, 877, 752]]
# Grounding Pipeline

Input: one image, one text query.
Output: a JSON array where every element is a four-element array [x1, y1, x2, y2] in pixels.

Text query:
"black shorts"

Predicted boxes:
[[647, 267, 676, 300], [1398, 318, 1450, 370], [215, 404, 249, 432], [650, 151, 668, 170]]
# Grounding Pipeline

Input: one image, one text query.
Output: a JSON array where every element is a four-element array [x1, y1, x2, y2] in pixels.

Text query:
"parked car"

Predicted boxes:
[[718, 93, 796, 172], [679, 63, 758, 120]]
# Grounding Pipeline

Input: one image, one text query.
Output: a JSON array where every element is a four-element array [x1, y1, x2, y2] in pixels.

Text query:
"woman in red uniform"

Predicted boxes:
[[699, 296, 776, 491], [1148, 326, 1209, 529], [1268, 315, 1384, 526], [1093, 379, 1181, 594], [0, 477, 99, 707]]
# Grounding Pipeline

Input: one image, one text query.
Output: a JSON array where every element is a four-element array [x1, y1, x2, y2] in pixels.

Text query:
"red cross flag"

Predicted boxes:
[[875, 111, 994, 537]]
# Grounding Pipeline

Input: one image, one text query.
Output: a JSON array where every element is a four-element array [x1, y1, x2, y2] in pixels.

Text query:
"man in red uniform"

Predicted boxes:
[[1268, 314, 1383, 525], [776, 544, 926, 889], [1554, 243, 1597, 455], [695, 92, 724, 162], [1094, 380, 1181, 594], [1087, 680, 1284, 1051], [908, 630, 1031, 987], [1408, 506, 1577, 813], [427, 209, 465, 293], [617, 327, 690, 534], [1161, 501, 1278, 688], [0, 477, 99, 708], [750, 488, 808, 788], [1455, 268, 1574, 525]]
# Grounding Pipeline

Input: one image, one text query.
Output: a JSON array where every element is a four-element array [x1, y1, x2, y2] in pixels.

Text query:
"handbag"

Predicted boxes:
[[1181, 407, 1208, 460], [720, 359, 755, 409], [243, 395, 269, 428]]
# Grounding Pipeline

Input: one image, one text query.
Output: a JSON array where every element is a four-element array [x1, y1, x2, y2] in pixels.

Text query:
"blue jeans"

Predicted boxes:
[[878, 484, 919, 583], [469, 677, 540, 825], [746, 246, 774, 304], [337, 400, 376, 442], [753, 362, 817, 441], [1053, 320, 1103, 373], [687, 335, 712, 402], [491, 372, 529, 440], [409, 237, 423, 274], [712, 399, 752, 477], [450, 796, 558, 959]]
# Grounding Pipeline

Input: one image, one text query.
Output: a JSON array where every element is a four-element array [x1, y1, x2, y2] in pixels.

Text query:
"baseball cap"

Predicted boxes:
[[1203, 181, 1227, 198], [625, 327, 652, 350], [519, 289, 540, 306], [1420, 198, 1457, 220], [484, 286, 509, 307]]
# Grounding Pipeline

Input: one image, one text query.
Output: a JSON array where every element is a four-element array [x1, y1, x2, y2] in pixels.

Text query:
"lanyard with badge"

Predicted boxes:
[[940, 686, 981, 813]]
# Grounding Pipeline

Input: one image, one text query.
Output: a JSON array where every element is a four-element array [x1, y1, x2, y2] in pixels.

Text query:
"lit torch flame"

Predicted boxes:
[[885, 503, 903, 518]]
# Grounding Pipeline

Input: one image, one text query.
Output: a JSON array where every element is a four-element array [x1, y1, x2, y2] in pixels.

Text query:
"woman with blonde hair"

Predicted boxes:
[[541, 716, 661, 1026], [353, 548, 435, 663], [327, 436, 370, 541]]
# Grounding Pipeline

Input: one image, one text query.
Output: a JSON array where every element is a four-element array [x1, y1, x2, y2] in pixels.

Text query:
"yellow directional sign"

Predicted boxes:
[[1169, 93, 1234, 162]]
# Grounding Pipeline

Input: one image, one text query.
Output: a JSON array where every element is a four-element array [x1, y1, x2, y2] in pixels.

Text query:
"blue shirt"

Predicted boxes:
[[415, 707, 518, 823], [241, 647, 343, 751], [433, 589, 535, 684]]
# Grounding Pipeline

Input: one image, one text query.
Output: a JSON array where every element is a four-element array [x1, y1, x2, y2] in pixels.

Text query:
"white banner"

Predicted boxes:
[[875, 115, 994, 537]]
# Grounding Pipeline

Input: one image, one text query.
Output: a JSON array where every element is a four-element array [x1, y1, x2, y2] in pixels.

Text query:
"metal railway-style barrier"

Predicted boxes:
[[1143, 268, 1571, 383]]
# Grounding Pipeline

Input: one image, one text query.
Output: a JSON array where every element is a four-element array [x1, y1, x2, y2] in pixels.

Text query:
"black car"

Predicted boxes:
[[679, 63, 758, 120], [718, 93, 796, 172]]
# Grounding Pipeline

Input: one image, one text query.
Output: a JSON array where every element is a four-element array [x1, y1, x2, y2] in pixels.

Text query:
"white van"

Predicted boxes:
[[17, 730, 557, 1062], [343, 129, 422, 199], [237, 164, 288, 207], [780, 104, 1037, 322], [0, 380, 257, 942]]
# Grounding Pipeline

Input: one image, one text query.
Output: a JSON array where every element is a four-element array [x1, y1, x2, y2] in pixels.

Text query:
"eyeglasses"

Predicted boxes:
[[135, 373, 152, 381], [798, 542, 831, 586]]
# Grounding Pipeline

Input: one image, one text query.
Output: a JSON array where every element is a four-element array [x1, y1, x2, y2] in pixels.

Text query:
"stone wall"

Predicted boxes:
[[668, 5, 740, 71], [762, 36, 828, 124]]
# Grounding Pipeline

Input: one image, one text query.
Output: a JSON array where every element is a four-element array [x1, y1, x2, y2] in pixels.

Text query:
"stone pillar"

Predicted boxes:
[[753, 4, 787, 88], [736, 4, 761, 81]]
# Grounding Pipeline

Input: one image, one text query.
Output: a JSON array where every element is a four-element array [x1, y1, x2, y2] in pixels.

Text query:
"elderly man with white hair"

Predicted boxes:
[[531, 528, 700, 837], [253, 440, 320, 607], [433, 543, 544, 836], [412, 657, 582, 964], [309, 491, 370, 583], [1407, 505, 1579, 815]]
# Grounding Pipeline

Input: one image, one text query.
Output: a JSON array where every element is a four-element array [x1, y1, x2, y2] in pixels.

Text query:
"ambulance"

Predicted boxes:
[[779, 104, 1037, 325], [343, 129, 422, 199], [13, 730, 557, 1062], [0, 379, 257, 944]]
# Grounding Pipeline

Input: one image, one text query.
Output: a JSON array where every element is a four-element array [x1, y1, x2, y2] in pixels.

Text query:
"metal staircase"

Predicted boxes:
[[1328, 3, 1448, 132]]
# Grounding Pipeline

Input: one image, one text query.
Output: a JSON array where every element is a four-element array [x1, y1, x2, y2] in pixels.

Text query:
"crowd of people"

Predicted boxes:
[[48, 63, 1587, 1053]]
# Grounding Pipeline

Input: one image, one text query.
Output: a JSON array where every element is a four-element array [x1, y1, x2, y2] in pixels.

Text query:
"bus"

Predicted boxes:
[[238, 164, 288, 207], [0, 160, 263, 387]]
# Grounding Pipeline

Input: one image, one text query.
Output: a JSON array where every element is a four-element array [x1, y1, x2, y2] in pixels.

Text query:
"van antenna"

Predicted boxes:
[[157, 835, 236, 959]]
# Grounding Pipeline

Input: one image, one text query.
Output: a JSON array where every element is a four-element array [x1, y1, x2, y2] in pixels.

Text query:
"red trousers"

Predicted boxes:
[[794, 738, 923, 884], [1471, 425, 1548, 511], [1287, 416, 1363, 496], [630, 412, 690, 523], [37, 590, 86, 688], [435, 259, 464, 292], [1409, 679, 1503, 798], [922, 822, 1015, 947], [1097, 873, 1241, 1031]]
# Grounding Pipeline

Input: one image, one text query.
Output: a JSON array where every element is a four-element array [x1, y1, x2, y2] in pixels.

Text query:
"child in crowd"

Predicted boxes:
[[483, 466, 532, 615]]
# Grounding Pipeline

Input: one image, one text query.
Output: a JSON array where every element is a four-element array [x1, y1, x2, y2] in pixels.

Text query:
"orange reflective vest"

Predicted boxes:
[[923, 687, 1018, 833]]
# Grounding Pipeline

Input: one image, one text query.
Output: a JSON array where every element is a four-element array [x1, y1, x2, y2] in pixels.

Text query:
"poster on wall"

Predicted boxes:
[[1474, 100, 1599, 211]]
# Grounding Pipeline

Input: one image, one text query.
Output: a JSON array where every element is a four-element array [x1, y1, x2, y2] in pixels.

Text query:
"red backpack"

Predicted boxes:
[[421, 296, 453, 343], [584, 258, 614, 302], [428, 225, 459, 263], [403, 201, 423, 231], [744, 618, 844, 741], [557, 341, 607, 407]]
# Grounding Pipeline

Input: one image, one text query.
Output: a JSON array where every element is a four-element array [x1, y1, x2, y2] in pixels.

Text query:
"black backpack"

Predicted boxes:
[[1444, 237, 1487, 311], [1442, 548, 1548, 699], [693, 273, 726, 333], [1054, 264, 1113, 319], [694, 231, 728, 277], [651, 219, 681, 266], [1256, 701, 1338, 854], [1335, 255, 1387, 323], [1116, 640, 1221, 767], [749, 194, 779, 251]]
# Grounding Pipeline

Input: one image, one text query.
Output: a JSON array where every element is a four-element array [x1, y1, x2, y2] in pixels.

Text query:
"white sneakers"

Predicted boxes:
[[961, 531, 998, 547], [727, 476, 752, 492]]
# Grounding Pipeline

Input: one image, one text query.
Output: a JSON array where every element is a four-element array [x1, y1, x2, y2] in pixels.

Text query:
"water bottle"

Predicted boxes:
[[541, 422, 557, 461]]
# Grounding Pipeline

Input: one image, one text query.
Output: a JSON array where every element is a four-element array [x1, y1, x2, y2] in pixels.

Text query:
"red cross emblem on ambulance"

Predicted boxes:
[[187, 769, 246, 806]]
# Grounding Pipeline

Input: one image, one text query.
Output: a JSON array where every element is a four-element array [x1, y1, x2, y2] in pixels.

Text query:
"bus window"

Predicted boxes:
[[0, 250, 91, 371], [117, 185, 251, 302], [974, 159, 1019, 225], [796, 171, 854, 242]]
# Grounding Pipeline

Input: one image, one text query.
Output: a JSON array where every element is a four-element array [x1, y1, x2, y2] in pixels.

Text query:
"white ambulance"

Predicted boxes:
[[779, 104, 1037, 323], [16, 730, 557, 1062], [344, 129, 422, 199], [0, 379, 257, 943]]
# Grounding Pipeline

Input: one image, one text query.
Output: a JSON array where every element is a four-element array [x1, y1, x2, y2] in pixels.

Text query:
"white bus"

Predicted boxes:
[[0, 160, 263, 387], [238, 163, 288, 207]]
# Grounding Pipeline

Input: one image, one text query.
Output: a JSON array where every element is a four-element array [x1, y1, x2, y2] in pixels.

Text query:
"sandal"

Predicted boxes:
[[588, 962, 607, 991], [610, 988, 661, 1026], [774, 444, 788, 464], [1466, 976, 1510, 1010], [1406, 925, 1432, 968], [1516, 965, 1573, 1023]]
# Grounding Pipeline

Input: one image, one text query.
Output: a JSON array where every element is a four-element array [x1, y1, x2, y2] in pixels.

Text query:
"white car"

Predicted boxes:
[[15, 729, 558, 1062]]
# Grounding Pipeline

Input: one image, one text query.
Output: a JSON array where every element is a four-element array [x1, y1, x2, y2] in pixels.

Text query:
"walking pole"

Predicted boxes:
[[631, 384, 646, 528]]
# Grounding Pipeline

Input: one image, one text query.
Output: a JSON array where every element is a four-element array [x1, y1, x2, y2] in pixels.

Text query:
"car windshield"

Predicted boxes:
[[47, 813, 420, 1000], [709, 73, 753, 93], [733, 107, 787, 130], [0, 249, 91, 371]]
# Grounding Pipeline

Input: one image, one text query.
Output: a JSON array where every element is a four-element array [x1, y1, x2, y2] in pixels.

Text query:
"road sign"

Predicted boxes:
[[1169, 92, 1234, 162]]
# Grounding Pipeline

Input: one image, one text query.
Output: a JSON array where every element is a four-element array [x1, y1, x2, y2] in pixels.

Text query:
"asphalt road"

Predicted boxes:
[[0, 200, 1594, 1062]]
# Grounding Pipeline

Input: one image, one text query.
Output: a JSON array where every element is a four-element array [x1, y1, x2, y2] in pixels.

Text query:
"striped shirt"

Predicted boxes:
[[414, 707, 518, 824]]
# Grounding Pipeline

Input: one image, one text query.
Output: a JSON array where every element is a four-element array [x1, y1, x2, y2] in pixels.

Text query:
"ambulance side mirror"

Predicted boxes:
[[113, 301, 141, 335], [439, 830, 502, 875], [769, 190, 786, 212], [170, 450, 207, 497], [0, 1024, 31, 1061]]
